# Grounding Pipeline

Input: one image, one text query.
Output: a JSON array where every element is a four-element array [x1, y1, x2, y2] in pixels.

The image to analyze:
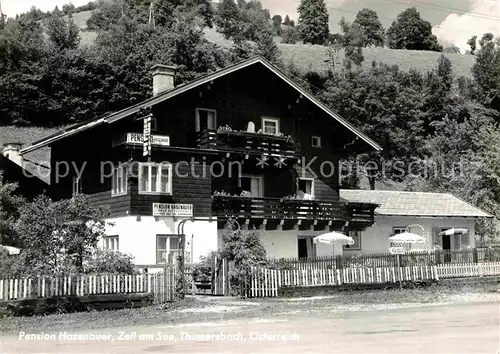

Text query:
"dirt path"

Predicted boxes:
[[1, 301, 499, 353]]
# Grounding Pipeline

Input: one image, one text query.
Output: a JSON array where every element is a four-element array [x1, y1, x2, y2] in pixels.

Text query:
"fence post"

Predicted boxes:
[[473, 248, 478, 264]]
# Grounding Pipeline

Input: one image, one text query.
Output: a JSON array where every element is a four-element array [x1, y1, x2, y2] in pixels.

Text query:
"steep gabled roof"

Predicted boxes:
[[21, 56, 382, 154], [339, 189, 493, 218]]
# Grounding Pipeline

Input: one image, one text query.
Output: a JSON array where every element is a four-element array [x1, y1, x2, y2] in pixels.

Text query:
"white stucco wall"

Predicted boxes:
[[102, 216, 218, 265], [344, 216, 477, 255], [217, 228, 343, 259]]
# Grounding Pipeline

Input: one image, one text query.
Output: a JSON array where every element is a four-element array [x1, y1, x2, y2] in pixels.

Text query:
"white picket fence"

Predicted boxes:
[[250, 265, 438, 298], [0, 269, 176, 303], [436, 262, 500, 278], [250, 261, 500, 298]]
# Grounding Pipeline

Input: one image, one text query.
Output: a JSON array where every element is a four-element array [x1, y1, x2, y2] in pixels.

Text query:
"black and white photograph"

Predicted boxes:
[[0, 0, 499, 352]]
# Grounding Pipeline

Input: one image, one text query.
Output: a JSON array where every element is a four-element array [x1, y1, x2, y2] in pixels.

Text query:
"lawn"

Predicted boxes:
[[1, 282, 497, 334]]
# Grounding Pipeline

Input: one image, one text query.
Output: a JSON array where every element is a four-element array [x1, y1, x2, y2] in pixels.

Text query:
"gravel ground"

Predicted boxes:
[[0, 283, 498, 334]]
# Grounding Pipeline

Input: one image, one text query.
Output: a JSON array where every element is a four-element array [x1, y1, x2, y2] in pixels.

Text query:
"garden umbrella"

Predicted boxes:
[[439, 228, 468, 236], [313, 232, 354, 245], [388, 232, 426, 244]]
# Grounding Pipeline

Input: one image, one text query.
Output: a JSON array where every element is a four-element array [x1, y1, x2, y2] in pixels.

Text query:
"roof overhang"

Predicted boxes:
[[20, 56, 382, 155]]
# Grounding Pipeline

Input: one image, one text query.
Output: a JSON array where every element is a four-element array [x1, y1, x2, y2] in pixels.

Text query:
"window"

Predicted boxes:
[[103, 235, 119, 252], [239, 175, 263, 197], [72, 176, 82, 195], [311, 136, 322, 148], [195, 108, 216, 132], [390, 226, 407, 247], [344, 231, 361, 250], [139, 163, 172, 194], [392, 227, 407, 235], [157, 235, 179, 265], [262, 117, 280, 135], [112, 165, 127, 196], [297, 178, 314, 197]]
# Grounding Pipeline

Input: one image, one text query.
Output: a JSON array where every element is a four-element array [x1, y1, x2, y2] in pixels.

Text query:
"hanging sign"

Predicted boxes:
[[143, 115, 152, 157]]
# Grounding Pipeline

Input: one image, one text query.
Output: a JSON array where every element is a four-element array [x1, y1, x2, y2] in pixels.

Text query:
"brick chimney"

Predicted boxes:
[[151, 64, 177, 97], [3, 143, 23, 167]]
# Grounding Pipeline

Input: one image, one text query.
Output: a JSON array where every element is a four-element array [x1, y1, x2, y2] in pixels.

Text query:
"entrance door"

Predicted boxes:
[[239, 175, 263, 197], [298, 238, 308, 259], [297, 237, 315, 259], [442, 234, 451, 263]]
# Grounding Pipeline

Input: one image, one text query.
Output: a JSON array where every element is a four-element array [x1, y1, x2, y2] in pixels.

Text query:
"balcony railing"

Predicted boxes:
[[212, 195, 349, 220], [197, 129, 300, 159]]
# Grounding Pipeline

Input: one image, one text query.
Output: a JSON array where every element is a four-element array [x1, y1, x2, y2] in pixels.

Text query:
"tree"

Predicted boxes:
[[297, 0, 329, 45], [283, 14, 294, 26], [318, 63, 427, 188], [214, 0, 241, 40], [351, 8, 384, 47], [467, 35, 477, 55], [86, 1, 124, 31], [217, 224, 267, 295], [272, 14, 282, 35], [443, 45, 460, 54], [45, 15, 80, 51], [0, 174, 25, 247], [281, 26, 299, 44], [386, 7, 442, 52], [255, 29, 282, 64], [15, 194, 109, 275], [471, 33, 500, 110]]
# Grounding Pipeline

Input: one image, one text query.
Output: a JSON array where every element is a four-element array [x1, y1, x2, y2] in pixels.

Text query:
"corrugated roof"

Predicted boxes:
[[339, 189, 493, 218]]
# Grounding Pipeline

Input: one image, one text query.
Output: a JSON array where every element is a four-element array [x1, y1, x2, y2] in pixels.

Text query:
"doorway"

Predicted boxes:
[[239, 175, 263, 197], [442, 234, 451, 263], [297, 236, 315, 259]]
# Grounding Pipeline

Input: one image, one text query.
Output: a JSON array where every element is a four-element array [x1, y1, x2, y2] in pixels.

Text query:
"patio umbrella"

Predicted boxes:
[[439, 228, 468, 236], [313, 232, 355, 246], [388, 232, 426, 244]]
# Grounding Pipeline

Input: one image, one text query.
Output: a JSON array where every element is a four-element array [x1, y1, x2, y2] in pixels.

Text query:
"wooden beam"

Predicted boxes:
[[277, 219, 285, 231], [259, 219, 267, 230]]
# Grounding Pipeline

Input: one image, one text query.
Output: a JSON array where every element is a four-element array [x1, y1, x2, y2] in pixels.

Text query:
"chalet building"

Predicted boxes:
[[20, 56, 383, 264]]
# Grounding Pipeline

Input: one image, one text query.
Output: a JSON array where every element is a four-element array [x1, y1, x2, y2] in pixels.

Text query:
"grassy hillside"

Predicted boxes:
[[73, 10, 475, 77], [278, 44, 475, 78]]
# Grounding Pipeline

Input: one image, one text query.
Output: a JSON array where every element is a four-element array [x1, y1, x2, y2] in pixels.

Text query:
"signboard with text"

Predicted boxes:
[[152, 203, 194, 217], [389, 247, 406, 255], [112, 133, 170, 148]]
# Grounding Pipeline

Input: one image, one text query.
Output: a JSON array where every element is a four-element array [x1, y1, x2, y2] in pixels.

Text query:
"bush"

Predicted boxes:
[[191, 254, 214, 282], [217, 226, 267, 295], [83, 249, 136, 275], [0, 247, 23, 278]]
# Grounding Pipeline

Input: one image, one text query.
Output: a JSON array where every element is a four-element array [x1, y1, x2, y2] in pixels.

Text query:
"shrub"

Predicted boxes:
[[83, 249, 136, 275]]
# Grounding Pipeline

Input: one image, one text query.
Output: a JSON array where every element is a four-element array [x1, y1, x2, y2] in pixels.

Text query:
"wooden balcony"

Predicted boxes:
[[212, 196, 378, 231], [197, 129, 300, 159], [212, 195, 349, 221]]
